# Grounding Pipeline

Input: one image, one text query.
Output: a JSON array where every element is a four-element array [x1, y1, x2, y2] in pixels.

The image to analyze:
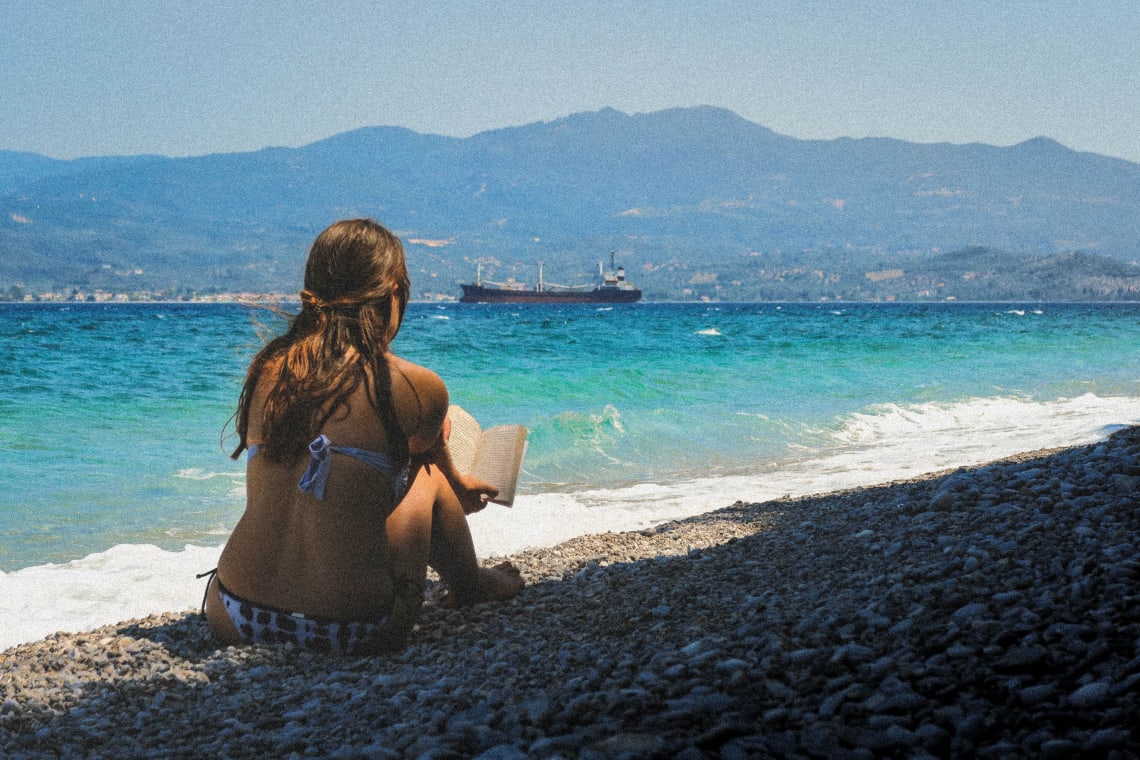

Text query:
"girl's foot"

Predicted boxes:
[[477, 561, 524, 601], [447, 561, 524, 607]]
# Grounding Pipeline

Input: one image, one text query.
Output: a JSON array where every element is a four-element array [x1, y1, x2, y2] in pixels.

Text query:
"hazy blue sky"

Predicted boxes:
[[4, 1, 1138, 163]]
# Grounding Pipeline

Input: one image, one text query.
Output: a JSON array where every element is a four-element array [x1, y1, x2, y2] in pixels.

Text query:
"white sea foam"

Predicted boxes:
[[174, 468, 235, 481], [475, 394, 1140, 553], [3, 392, 1138, 652], [0, 544, 222, 651]]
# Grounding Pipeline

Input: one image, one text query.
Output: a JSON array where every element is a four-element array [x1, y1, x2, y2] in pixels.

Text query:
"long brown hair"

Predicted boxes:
[[232, 219, 411, 462]]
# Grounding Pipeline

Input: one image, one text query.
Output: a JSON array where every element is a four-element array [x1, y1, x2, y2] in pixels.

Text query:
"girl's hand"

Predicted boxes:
[[455, 473, 499, 514], [420, 410, 498, 513]]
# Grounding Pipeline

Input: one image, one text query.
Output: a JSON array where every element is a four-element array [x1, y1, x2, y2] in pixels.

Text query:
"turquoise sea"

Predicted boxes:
[[3, 301, 1140, 648]]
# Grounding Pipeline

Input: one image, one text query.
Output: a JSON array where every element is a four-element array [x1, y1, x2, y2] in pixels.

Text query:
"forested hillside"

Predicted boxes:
[[4, 107, 1140, 301]]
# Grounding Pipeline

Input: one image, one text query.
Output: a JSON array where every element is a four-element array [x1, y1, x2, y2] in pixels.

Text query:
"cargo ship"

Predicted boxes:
[[459, 254, 642, 304]]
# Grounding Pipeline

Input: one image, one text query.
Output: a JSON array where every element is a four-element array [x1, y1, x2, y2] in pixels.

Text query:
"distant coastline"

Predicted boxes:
[[5, 290, 1140, 306], [0, 288, 468, 305], [6, 108, 1140, 303]]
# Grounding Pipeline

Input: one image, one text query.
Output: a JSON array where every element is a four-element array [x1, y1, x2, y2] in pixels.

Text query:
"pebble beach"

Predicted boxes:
[[2, 427, 1138, 759]]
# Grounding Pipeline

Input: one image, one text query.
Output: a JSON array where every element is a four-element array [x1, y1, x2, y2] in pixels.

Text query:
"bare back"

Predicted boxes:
[[215, 353, 448, 622]]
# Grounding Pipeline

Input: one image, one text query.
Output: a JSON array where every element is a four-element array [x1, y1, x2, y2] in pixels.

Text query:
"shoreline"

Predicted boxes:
[[3, 429, 1138, 757], [6, 298, 1140, 306]]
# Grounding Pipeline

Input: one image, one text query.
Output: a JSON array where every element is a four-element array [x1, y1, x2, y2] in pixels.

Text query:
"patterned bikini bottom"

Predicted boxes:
[[213, 574, 391, 655]]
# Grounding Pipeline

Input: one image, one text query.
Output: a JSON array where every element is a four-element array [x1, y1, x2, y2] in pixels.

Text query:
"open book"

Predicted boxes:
[[446, 405, 528, 507]]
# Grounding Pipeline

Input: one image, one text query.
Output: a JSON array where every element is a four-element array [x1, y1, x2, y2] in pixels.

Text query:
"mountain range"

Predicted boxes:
[[3, 106, 1140, 301]]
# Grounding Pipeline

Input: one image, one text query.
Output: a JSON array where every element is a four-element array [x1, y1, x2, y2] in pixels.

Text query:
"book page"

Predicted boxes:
[[446, 405, 482, 474], [471, 425, 528, 506], [446, 406, 528, 506]]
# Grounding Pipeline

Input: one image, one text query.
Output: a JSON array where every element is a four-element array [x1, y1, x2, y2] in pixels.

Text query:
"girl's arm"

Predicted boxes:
[[401, 363, 498, 514], [418, 418, 499, 514]]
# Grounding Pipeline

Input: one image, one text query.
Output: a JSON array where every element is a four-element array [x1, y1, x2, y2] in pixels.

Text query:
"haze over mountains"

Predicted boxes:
[[3, 106, 1140, 301]]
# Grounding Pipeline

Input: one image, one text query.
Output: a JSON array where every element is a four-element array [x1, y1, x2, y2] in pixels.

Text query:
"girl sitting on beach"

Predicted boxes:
[[203, 218, 523, 654]]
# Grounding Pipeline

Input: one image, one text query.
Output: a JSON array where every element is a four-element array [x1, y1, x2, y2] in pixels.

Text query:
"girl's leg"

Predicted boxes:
[[382, 467, 439, 639], [426, 473, 523, 606], [387, 464, 522, 609]]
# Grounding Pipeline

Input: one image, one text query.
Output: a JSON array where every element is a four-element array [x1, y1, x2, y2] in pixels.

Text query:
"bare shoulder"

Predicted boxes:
[[386, 354, 449, 450], [387, 354, 446, 398]]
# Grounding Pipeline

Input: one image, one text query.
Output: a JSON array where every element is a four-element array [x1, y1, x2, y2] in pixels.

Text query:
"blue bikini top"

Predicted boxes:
[[249, 435, 410, 503]]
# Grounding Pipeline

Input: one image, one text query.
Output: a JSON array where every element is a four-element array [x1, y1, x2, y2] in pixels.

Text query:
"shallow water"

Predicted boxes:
[[2, 301, 1139, 648]]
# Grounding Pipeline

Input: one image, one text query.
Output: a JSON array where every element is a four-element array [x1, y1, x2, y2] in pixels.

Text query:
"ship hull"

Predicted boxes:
[[459, 284, 642, 304]]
